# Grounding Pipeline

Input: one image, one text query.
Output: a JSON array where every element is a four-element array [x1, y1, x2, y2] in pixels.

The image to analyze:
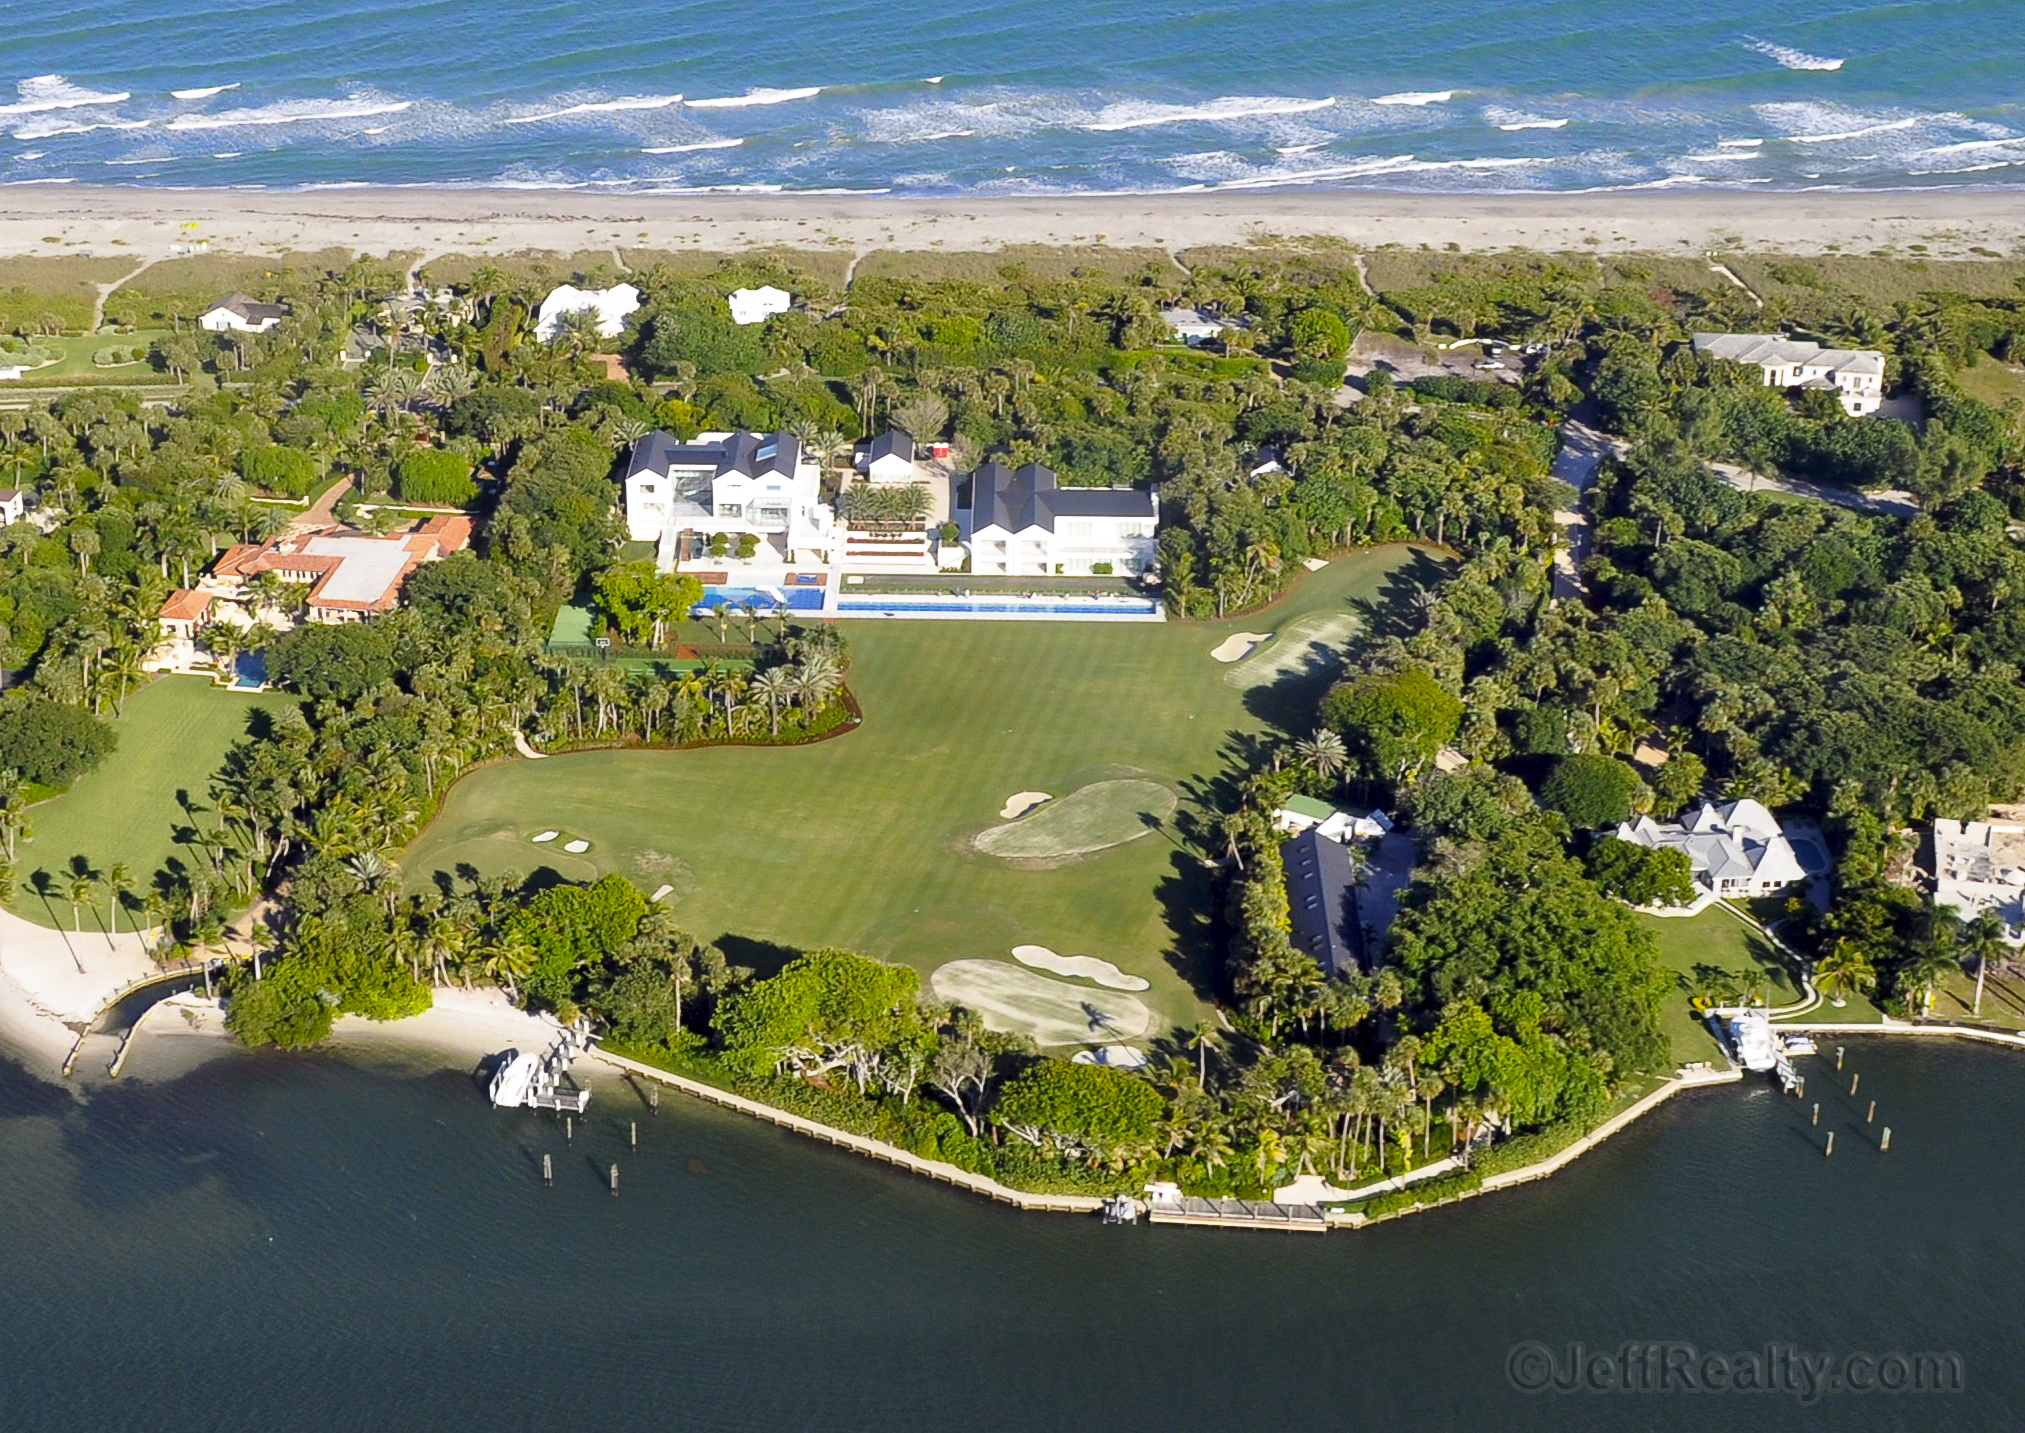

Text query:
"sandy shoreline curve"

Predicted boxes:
[[4, 185, 2025, 262]]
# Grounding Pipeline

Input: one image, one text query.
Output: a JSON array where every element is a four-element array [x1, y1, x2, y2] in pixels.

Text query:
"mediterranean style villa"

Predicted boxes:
[[208, 517, 472, 623], [1691, 332, 1886, 417], [1614, 798, 1810, 900], [955, 460, 1157, 577], [198, 293, 289, 334], [624, 430, 838, 566]]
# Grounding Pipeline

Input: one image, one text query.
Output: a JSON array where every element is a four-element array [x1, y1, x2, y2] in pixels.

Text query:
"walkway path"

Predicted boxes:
[[93, 257, 160, 332], [1707, 260, 1764, 308], [592, 1048, 1103, 1213], [1548, 418, 1624, 602], [296, 474, 355, 532], [1709, 460, 1918, 517]]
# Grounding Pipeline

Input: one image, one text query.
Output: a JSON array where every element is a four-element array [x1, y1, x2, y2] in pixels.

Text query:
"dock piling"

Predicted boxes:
[[1880, 1127, 1892, 1152], [650, 1087, 659, 1116], [1866, 1099, 1876, 1124], [630, 1120, 638, 1150], [609, 1162, 619, 1196], [542, 1153, 552, 1188], [1836, 1046, 1845, 1071], [1825, 1131, 1835, 1158], [566, 1115, 573, 1142], [1849, 1072, 1860, 1096], [1811, 1103, 1820, 1126]]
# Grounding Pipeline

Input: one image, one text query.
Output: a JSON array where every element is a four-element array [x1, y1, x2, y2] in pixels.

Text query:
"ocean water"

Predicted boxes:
[[1, 1036, 2021, 1430], [1, 0, 2022, 195]]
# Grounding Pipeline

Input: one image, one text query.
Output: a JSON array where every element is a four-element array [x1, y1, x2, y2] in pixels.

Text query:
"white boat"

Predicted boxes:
[[1728, 1011, 1779, 1072], [488, 1050, 540, 1107]]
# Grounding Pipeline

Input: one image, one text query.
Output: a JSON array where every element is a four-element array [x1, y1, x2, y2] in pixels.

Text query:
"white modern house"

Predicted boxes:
[[1160, 307, 1228, 346], [857, 430, 920, 483], [624, 430, 837, 566], [1691, 332, 1885, 417], [198, 293, 288, 333], [534, 283, 642, 343], [1273, 795, 1393, 844], [1932, 813, 2025, 946], [1614, 798, 1809, 899], [957, 460, 1157, 577], [727, 286, 792, 326]]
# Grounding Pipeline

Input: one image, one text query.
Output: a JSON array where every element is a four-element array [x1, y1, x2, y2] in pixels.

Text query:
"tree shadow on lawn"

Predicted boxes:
[[713, 933, 800, 983], [1153, 847, 1223, 1006], [1237, 548, 1455, 733]]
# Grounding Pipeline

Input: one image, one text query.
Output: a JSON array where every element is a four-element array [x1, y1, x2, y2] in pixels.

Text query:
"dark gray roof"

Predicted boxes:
[[213, 292, 288, 322], [864, 429, 914, 465], [628, 430, 801, 483], [1280, 830, 1363, 978], [962, 460, 1154, 534]]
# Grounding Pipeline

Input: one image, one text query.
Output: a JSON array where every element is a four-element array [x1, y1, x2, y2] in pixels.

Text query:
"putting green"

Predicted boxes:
[[1222, 611, 1364, 691], [930, 959, 1153, 1046], [972, 779, 1176, 860]]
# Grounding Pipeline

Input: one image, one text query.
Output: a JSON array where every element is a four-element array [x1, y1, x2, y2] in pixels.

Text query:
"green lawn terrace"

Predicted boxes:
[[1639, 905, 1805, 1064], [406, 545, 1444, 1047], [8, 676, 288, 933]]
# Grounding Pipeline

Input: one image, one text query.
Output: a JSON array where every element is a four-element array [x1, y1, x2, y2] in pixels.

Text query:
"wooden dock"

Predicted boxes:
[[1145, 1196, 1329, 1232]]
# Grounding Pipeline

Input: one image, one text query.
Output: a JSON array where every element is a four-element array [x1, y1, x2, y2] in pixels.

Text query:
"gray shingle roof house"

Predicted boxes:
[[1614, 799, 1808, 898], [1280, 829, 1363, 977], [955, 460, 1158, 576], [1691, 332, 1885, 416], [623, 429, 836, 564], [199, 292, 288, 333]]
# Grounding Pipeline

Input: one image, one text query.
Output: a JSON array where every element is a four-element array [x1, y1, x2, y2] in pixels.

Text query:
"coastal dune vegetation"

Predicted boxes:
[[0, 229, 2020, 1203]]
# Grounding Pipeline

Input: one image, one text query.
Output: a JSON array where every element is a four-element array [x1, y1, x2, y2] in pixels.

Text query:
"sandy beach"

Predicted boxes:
[[6, 185, 2025, 265]]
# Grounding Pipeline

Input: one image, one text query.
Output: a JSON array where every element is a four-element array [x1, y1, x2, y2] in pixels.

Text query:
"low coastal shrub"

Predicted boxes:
[[1469, 1119, 1586, 1177], [1362, 1169, 1481, 1217]]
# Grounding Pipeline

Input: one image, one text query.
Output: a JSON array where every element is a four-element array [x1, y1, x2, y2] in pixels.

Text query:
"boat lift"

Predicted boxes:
[[489, 1019, 595, 1113]]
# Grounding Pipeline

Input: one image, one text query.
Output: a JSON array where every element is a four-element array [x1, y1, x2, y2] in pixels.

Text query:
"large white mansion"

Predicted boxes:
[[624, 431, 838, 566]]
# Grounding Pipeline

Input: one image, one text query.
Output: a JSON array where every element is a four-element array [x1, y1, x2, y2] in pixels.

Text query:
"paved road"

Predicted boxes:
[[1709, 461, 1919, 517]]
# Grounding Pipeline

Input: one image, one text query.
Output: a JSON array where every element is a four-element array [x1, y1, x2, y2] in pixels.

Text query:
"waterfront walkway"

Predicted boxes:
[[591, 1049, 1103, 1215]]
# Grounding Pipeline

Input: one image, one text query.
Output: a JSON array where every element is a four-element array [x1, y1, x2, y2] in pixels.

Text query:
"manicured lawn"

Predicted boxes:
[[9, 676, 288, 933], [1639, 906, 1802, 1063], [404, 545, 1440, 1040]]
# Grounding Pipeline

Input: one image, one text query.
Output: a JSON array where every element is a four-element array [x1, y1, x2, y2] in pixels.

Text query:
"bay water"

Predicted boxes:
[[2, 1035, 2018, 1430]]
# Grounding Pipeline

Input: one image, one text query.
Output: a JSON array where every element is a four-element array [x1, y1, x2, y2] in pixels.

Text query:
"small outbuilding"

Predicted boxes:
[[727, 285, 792, 326], [198, 293, 288, 333]]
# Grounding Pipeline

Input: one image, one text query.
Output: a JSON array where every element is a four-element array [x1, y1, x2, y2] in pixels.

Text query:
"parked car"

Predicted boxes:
[[1473, 359, 1506, 370]]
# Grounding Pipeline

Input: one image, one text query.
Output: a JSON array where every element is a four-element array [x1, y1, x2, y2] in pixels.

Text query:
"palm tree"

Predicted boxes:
[[1813, 939, 1876, 1009], [1898, 944, 1957, 1019], [104, 861, 130, 945], [1964, 909, 2010, 1016], [1293, 728, 1348, 784], [749, 667, 793, 736], [64, 868, 97, 941]]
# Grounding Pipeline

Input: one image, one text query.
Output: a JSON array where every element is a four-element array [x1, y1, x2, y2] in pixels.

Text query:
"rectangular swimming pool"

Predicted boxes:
[[835, 594, 1163, 621]]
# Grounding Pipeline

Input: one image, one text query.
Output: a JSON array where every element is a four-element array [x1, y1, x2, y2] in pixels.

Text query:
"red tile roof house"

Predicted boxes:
[[157, 587, 214, 640], [210, 516, 472, 623]]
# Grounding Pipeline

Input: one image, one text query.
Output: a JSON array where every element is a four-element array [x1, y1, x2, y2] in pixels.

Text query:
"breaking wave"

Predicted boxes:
[[0, 75, 129, 118], [1746, 40, 1844, 71], [1081, 96, 1336, 131], [165, 98, 413, 131], [686, 87, 822, 109]]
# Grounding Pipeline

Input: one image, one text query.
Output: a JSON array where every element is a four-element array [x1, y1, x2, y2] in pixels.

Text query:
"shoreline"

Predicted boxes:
[[4, 185, 2025, 264]]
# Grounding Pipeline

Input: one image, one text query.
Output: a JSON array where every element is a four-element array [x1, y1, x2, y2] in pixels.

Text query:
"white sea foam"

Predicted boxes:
[[860, 101, 1036, 144], [0, 76, 130, 118], [1916, 135, 2025, 157], [1746, 39, 1844, 71], [212, 151, 241, 159], [4, 177, 76, 184], [640, 138, 744, 153], [1786, 116, 1918, 143], [687, 87, 823, 109], [1718, 138, 1765, 148], [362, 126, 393, 135], [1276, 141, 1329, 154], [171, 84, 239, 100], [506, 95, 683, 124], [924, 76, 945, 85], [1372, 91, 1454, 106], [15, 151, 44, 160], [1082, 95, 1335, 131], [13, 117, 151, 139], [1681, 151, 1759, 161], [166, 98, 413, 131], [1485, 108, 1568, 131]]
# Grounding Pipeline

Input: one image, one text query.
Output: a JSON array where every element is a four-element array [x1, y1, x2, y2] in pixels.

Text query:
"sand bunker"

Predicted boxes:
[[649, 884, 674, 902], [1302, 557, 1330, 571], [973, 779, 1177, 860], [998, 791, 1052, 821], [1210, 632, 1271, 663], [563, 839, 590, 853], [1222, 612, 1363, 691], [1011, 944, 1150, 992], [531, 831, 558, 843], [1072, 1045, 1151, 1070], [930, 960, 1153, 1046]]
